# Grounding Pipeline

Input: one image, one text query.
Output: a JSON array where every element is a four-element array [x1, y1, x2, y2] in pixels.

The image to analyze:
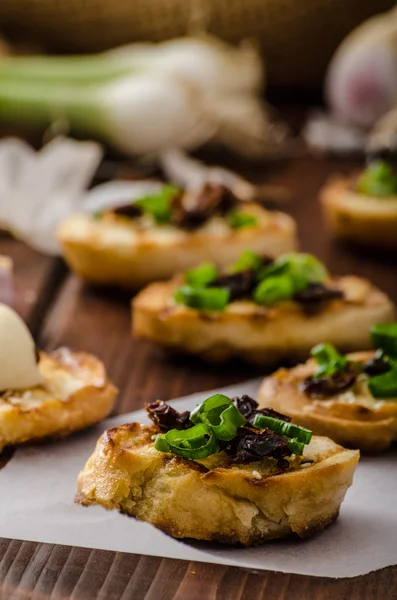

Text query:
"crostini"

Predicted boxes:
[[76, 393, 359, 545], [132, 251, 395, 364], [0, 303, 117, 451], [58, 182, 296, 289], [258, 323, 397, 453], [320, 161, 397, 251]]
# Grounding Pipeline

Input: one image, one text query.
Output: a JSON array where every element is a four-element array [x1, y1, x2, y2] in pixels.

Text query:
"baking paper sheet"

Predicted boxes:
[[0, 379, 396, 579]]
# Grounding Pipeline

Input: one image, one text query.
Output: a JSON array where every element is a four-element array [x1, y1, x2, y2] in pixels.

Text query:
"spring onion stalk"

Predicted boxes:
[[0, 36, 262, 95], [0, 75, 213, 156], [154, 423, 219, 459], [368, 367, 397, 399], [253, 414, 312, 444]]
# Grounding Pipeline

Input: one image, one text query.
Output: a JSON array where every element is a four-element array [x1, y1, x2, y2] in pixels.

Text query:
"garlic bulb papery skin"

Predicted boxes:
[[326, 8, 397, 129], [0, 304, 43, 391]]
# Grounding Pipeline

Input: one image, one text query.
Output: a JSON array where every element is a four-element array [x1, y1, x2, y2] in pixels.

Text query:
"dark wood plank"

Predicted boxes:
[[3, 142, 397, 598]]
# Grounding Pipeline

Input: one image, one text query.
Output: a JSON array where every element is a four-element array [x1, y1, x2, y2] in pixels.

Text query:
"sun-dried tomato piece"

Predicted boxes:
[[228, 426, 291, 463], [146, 400, 192, 432], [301, 363, 359, 399]]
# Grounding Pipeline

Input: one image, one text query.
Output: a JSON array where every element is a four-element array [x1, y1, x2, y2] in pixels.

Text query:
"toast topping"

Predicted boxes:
[[147, 393, 312, 464], [174, 251, 344, 313], [101, 182, 261, 232], [302, 324, 397, 400], [356, 161, 397, 198]]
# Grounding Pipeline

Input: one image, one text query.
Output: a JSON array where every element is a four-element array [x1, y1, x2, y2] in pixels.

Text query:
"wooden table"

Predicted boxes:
[[0, 149, 396, 599]]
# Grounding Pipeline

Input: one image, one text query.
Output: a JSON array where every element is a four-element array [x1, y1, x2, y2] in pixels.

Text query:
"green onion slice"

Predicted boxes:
[[227, 210, 258, 229], [174, 285, 230, 311], [185, 263, 218, 287], [371, 323, 397, 359], [288, 438, 305, 455], [230, 250, 263, 274], [311, 342, 348, 378], [135, 184, 179, 224], [253, 275, 295, 305], [252, 414, 312, 444], [154, 423, 219, 459], [261, 253, 328, 290], [356, 161, 397, 198], [368, 367, 397, 399], [190, 394, 246, 441]]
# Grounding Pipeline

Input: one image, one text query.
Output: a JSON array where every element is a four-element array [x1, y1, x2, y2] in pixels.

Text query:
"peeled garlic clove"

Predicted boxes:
[[0, 304, 43, 391]]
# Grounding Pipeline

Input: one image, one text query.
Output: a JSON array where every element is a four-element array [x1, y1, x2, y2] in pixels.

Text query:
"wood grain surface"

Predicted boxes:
[[0, 149, 396, 599]]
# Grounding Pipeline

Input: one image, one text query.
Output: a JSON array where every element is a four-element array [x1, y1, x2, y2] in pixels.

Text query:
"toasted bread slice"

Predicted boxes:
[[76, 422, 358, 545], [320, 175, 397, 251], [58, 203, 296, 289], [0, 348, 117, 451], [132, 275, 395, 365], [258, 351, 397, 453]]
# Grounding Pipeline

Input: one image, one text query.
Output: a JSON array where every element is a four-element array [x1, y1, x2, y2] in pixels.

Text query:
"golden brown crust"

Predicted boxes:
[[58, 204, 297, 289], [258, 350, 397, 453], [132, 276, 395, 365], [76, 422, 359, 545], [320, 175, 397, 251], [0, 348, 117, 450]]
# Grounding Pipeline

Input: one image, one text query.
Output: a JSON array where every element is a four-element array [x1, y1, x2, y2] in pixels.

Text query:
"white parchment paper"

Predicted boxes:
[[0, 379, 396, 579]]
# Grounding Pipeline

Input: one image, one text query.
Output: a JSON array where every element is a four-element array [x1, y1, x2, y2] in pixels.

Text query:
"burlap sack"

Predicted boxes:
[[0, 0, 393, 87]]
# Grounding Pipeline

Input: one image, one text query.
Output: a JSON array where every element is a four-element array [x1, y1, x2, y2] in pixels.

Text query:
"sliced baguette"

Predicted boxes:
[[320, 175, 397, 251], [76, 421, 359, 545], [258, 351, 397, 453], [132, 275, 395, 365], [58, 203, 296, 289], [0, 347, 117, 451]]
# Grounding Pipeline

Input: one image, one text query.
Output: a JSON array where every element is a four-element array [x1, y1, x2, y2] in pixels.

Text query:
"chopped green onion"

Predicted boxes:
[[253, 275, 295, 305], [154, 423, 219, 459], [311, 343, 348, 378], [288, 438, 305, 455], [356, 161, 397, 198], [135, 184, 180, 224], [368, 367, 397, 399], [371, 323, 397, 358], [261, 253, 328, 290], [227, 211, 258, 229], [252, 414, 312, 444], [230, 250, 262, 274], [174, 285, 230, 311], [190, 393, 232, 423], [190, 394, 246, 441], [185, 263, 218, 287]]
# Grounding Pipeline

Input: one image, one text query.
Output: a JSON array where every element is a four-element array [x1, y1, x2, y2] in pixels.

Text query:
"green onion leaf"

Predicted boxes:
[[230, 250, 263, 274], [288, 438, 305, 455], [356, 161, 397, 198], [368, 367, 397, 399], [154, 423, 219, 459], [190, 394, 232, 424], [190, 394, 246, 441], [371, 323, 397, 358], [135, 184, 180, 224], [253, 275, 295, 305], [227, 211, 258, 229], [252, 414, 312, 444], [174, 285, 230, 311], [262, 253, 328, 287], [185, 263, 218, 287], [311, 343, 348, 378]]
